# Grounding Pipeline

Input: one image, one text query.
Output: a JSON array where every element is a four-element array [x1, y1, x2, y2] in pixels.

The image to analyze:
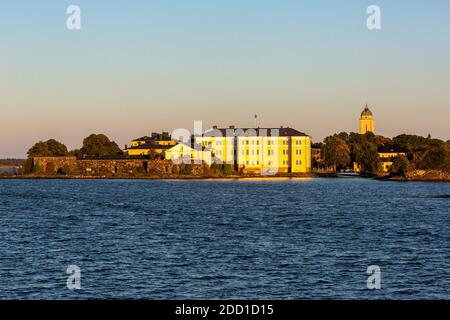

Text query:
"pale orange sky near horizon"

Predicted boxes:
[[1, 0, 449, 158]]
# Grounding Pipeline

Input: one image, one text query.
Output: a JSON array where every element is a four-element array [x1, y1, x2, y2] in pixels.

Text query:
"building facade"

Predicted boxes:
[[164, 143, 212, 166], [194, 126, 311, 174], [125, 132, 178, 156], [378, 148, 407, 173]]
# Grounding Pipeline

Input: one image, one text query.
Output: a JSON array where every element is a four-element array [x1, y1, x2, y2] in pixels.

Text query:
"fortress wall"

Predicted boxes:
[[31, 157, 206, 176]]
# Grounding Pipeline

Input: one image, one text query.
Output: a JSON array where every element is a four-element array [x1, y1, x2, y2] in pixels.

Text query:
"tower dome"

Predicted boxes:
[[361, 104, 373, 117]]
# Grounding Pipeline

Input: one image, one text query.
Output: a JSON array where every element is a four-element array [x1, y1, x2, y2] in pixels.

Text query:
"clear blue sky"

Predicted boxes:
[[1, 0, 449, 157]]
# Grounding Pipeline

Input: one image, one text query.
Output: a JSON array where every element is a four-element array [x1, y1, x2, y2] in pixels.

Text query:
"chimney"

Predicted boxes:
[[229, 125, 235, 129]]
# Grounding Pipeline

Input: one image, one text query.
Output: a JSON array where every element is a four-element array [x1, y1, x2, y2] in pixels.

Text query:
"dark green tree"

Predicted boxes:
[[80, 134, 123, 157], [389, 155, 410, 177], [347, 133, 380, 173], [27, 139, 68, 157], [321, 136, 351, 171]]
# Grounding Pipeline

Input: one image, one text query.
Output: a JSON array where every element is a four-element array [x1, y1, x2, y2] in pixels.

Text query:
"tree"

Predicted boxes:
[[80, 134, 123, 157], [389, 155, 410, 177], [353, 140, 380, 173], [348, 133, 380, 173], [321, 136, 351, 171], [393, 134, 449, 171], [27, 139, 68, 158]]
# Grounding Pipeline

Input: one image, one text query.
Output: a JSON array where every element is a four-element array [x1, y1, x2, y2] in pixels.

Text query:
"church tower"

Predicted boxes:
[[359, 104, 375, 134]]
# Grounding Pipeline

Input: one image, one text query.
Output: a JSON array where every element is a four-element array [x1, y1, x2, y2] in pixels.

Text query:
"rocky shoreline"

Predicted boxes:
[[377, 170, 450, 182]]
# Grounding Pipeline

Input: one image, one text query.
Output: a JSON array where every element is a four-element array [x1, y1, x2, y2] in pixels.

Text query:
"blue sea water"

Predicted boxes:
[[0, 178, 449, 300]]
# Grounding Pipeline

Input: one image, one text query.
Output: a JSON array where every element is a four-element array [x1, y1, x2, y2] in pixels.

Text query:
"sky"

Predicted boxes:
[[1, 0, 449, 158]]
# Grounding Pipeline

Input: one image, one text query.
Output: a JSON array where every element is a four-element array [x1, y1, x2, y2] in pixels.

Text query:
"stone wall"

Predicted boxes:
[[31, 157, 207, 177]]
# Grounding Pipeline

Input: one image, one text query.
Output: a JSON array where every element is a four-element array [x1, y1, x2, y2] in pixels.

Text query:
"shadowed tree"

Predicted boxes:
[[27, 139, 68, 157], [80, 134, 123, 157], [321, 136, 351, 171], [389, 155, 410, 177]]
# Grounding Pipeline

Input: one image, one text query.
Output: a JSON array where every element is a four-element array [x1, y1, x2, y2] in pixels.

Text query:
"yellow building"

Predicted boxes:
[[164, 142, 212, 166], [359, 105, 375, 135], [353, 147, 407, 173], [195, 126, 311, 174], [125, 132, 178, 156], [378, 147, 407, 173]]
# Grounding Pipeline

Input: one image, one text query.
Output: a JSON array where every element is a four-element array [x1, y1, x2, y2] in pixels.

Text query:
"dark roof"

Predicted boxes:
[[361, 105, 373, 117], [132, 132, 173, 142], [202, 127, 308, 137], [126, 142, 173, 150], [133, 136, 152, 142]]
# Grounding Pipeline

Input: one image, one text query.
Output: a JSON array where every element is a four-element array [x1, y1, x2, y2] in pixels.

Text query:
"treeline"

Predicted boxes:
[[319, 132, 450, 176], [22, 134, 123, 174], [0, 159, 25, 166]]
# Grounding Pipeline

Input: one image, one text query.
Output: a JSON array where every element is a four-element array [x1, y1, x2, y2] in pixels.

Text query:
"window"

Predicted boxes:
[[296, 160, 302, 166], [246, 150, 249, 155], [296, 150, 302, 155], [252, 150, 255, 155], [241, 150, 245, 155], [256, 150, 259, 155]]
